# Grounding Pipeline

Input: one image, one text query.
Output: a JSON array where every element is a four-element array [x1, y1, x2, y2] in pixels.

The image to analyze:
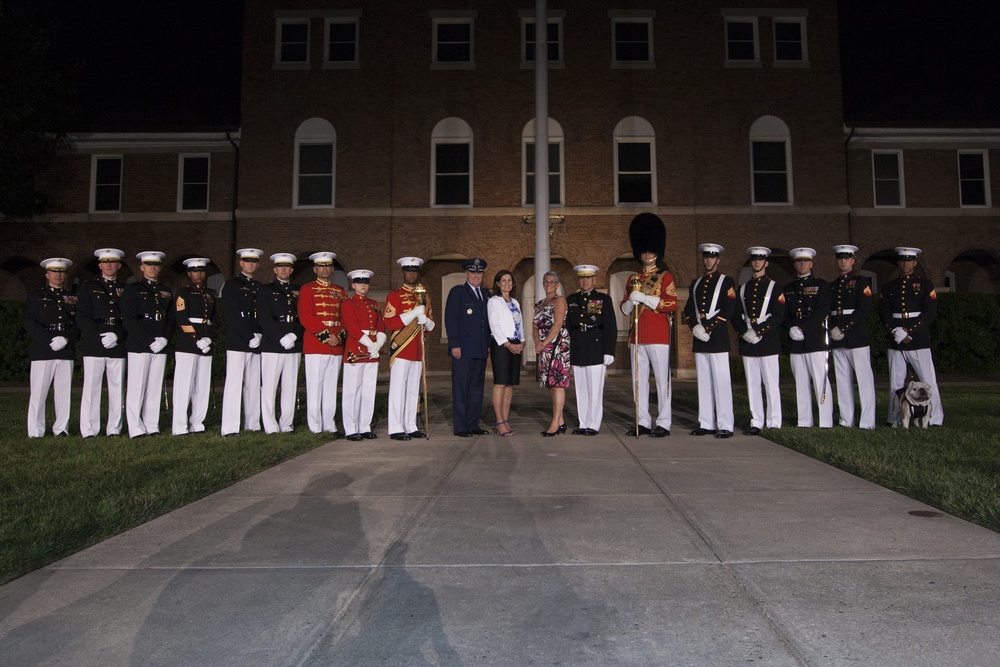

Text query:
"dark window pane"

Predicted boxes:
[[754, 173, 788, 203], [436, 144, 469, 174], [329, 22, 355, 42], [283, 23, 307, 41], [727, 21, 755, 60], [329, 43, 355, 61], [728, 42, 755, 60], [437, 23, 470, 41], [436, 175, 469, 205], [182, 184, 208, 210], [875, 181, 901, 207], [616, 42, 649, 61], [752, 142, 786, 171], [183, 157, 208, 183], [960, 154, 985, 179], [619, 174, 652, 203], [548, 143, 560, 170], [615, 22, 648, 42], [548, 174, 560, 203], [94, 185, 120, 211], [95, 158, 120, 185], [300, 144, 332, 174], [437, 43, 471, 62], [281, 43, 307, 62], [775, 42, 802, 61], [961, 181, 986, 206], [727, 22, 754, 41], [525, 143, 535, 172], [618, 143, 651, 172], [298, 176, 332, 206], [774, 22, 801, 41], [873, 154, 899, 180]]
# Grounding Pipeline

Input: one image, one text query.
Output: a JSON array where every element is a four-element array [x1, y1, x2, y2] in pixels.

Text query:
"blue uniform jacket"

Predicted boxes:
[[445, 282, 490, 359]]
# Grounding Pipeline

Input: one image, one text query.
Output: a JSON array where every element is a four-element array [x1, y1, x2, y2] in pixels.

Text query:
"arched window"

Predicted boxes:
[[613, 117, 656, 205], [431, 118, 473, 207], [294, 118, 336, 208], [522, 118, 565, 206], [749, 116, 792, 205]]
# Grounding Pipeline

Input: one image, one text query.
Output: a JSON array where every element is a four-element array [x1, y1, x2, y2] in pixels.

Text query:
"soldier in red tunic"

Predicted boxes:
[[342, 269, 386, 440], [383, 257, 435, 440], [298, 251, 347, 436]]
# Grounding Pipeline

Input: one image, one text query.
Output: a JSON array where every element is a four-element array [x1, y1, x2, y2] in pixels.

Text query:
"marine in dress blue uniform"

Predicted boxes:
[[566, 264, 618, 435], [76, 248, 127, 438], [829, 245, 876, 429], [220, 248, 264, 435], [445, 258, 491, 436], [24, 258, 78, 438], [172, 258, 219, 435], [257, 253, 303, 433]]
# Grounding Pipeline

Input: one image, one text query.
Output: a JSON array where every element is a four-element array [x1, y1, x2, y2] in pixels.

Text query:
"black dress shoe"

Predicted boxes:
[[744, 426, 761, 436], [572, 428, 587, 435], [650, 426, 670, 437], [82, 435, 96, 440], [583, 428, 598, 436], [455, 431, 473, 437], [407, 431, 426, 438], [362, 432, 378, 439], [626, 425, 652, 436], [471, 428, 490, 435], [715, 430, 734, 439], [55, 432, 69, 437], [390, 433, 412, 441], [346, 434, 364, 441], [690, 428, 716, 436]]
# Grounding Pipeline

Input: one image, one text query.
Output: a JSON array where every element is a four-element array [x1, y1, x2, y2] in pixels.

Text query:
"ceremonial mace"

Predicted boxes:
[[629, 275, 643, 437], [412, 283, 430, 439]]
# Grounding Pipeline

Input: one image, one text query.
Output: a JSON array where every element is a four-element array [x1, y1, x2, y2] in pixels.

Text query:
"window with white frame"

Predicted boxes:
[[522, 118, 564, 206], [276, 18, 310, 64], [773, 17, 807, 62], [872, 151, 904, 207], [611, 17, 653, 64], [432, 117, 472, 207], [325, 17, 358, 64], [91, 155, 122, 213], [749, 116, 792, 204], [294, 118, 336, 208], [959, 150, 990, 207], [522, 16, 562, 65], [178, 155, 210, 212], [724, 17, 758, 63], [613, 117, 656, 205], [432, 16, 474, 65]]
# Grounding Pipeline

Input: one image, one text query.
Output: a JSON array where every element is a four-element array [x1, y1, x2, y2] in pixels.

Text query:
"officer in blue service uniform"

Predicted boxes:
[[829, 244, 876, 429], [445, 257, 491, 436]]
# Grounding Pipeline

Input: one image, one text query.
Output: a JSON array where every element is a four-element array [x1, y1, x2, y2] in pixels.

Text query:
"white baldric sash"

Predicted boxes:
[[692, 273, 726, 324], [740, 279, 774, 324]]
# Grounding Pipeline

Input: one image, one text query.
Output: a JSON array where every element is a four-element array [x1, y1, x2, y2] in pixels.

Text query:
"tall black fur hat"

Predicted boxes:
[[629, 212, 666, 263]]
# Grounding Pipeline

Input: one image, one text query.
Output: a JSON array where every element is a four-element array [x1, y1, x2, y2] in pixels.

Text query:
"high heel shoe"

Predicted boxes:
[[540, 429, 558, 437], [496, 420, 515, 437], [557, 423, 567, 434]]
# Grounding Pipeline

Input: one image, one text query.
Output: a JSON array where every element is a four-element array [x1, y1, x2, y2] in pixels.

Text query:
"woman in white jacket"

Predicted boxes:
[[487, 270, 525, 436]]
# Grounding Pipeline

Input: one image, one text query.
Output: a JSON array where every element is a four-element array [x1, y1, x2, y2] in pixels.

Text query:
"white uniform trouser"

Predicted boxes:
[[28, 359, 73, 437], [261, 352, 300, 433], [790, 352, 834, 427], [572, 364, 607, 431], [343, 362, 378, 435], [630, 343, 671, 430], [743, 354, 781, 429], [388, 358, 422, 434], [221, 351, 261, 435], [80, 356, 124, 437], [888, 348, 943, 426], [305, 354, 342, 433], [695, 352, 733, 432], [172, 352, 212, 435], [126, 352, 167, 437], [833, 346, 876, 429]]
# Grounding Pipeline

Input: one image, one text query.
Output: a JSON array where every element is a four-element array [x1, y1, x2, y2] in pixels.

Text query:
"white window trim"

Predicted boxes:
[[323, 16, 360, 68], [520, 15, 565, 68], [724, 16, 760, 67], [613, 138, 657, 206], [177, 154, 210, 213], [750, 139, 793, 206], [872, 150, 905, 208], [431, 15, 476, 69], [274, 17, 311, 68], [610, 17, 655, 68], [431, 139, 473, 208], [772, 16, 809, 66], [90, 154, 122, 213], [522, 138, 565, 207], [958, 149, 991, 208]]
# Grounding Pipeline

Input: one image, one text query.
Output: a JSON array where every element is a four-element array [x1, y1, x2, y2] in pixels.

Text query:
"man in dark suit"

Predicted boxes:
[[566, 264, 617, 435], [445, 258, 491, 436], [829, 244, 876, 429]]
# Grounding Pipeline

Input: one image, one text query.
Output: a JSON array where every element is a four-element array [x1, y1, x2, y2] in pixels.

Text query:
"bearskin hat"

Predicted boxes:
[[629, 212, 666, 263]]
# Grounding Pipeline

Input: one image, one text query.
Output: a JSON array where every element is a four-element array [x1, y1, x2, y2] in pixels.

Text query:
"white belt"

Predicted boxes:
[[188, 318, 213, 324], [892, 311, 920, 318], [830, 309, 855, 315]]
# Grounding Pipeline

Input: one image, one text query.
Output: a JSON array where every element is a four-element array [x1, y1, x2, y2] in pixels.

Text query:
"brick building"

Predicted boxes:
[[5, 1, 998, 373]]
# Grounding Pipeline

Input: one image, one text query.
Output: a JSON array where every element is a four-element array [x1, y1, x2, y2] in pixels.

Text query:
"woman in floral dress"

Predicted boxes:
[[533, 271, 570, 436]]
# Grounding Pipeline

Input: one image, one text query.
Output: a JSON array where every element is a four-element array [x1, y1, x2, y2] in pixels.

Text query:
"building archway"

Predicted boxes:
[[945, 249, 1000, 293]]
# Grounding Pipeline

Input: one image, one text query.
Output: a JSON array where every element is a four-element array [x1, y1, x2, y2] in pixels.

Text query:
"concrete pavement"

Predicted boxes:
[[2, 376, 999, 666]]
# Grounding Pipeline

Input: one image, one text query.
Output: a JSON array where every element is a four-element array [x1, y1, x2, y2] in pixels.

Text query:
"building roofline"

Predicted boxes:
[[66, 131, 241, 150], [844, 125, 1000, 145]]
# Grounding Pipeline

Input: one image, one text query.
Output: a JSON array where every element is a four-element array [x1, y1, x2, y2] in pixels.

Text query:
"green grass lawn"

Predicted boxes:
[[672, 385, 1000, 534]]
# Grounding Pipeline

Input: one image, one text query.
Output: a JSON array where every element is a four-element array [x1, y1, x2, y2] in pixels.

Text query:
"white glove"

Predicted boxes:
[[100, 332, 118, 349], [789, 326, 805, 341], [196, 337, 212, 353], [424, 318, 436, 332], [279, 332, 297, 350], [373, 331, 387, 353], [400, 305, 425, 326], [830, 326, 845, 342], [742, 328, 759, 344], [892, 327, 908, 344], [639, 294, 660, 310], [628, 290, 644, 303], [692, 324, 710, 342], [249, 333, 262, 349], [50, 336, 68, 351], [359, 334, 375, 349], [417, 314, 427, 325], [621, 299, 635, 315], [150, 337, 168, 353], [603, 355, 614, 366]]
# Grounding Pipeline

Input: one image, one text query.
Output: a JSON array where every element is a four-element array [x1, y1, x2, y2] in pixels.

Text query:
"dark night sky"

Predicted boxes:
[[52, 0, 1000, 131]]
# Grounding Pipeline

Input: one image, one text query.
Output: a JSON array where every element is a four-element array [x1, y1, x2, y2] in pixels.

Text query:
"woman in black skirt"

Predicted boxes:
[[487, 270, 525, 436]]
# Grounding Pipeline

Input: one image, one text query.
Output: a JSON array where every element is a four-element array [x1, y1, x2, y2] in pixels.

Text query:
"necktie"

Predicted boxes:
[[476, 288, 482, 302]]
